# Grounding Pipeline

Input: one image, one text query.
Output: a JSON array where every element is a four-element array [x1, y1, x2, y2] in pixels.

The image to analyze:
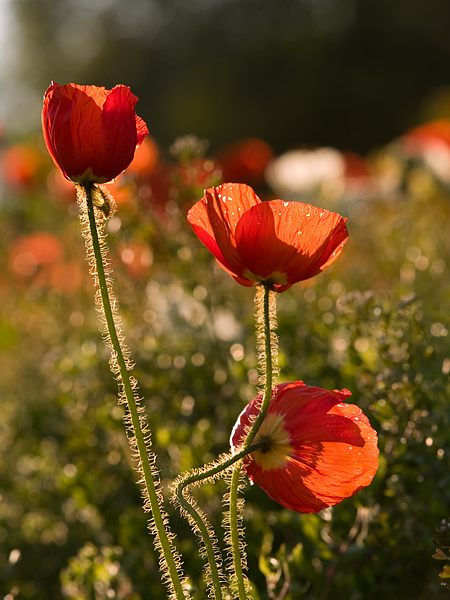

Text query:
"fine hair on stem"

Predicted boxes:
[[225, 284, 279, 599], [76, 184, 189, 600]]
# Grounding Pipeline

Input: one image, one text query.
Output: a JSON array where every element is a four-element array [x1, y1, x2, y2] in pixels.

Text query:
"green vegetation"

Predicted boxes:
[[1, 135, 450, 599]]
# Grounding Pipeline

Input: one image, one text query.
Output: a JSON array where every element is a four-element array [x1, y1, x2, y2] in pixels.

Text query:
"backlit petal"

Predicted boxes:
[[188, 183, 348, 292], [42, 82, 148, 184], [235, 200, 348, 284], [231, 381, 379, 514], [187, 183, 261, 279]]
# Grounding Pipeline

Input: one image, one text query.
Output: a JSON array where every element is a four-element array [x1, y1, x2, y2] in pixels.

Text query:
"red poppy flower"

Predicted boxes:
[[42, 82, 148, 184], [187, 183, 348, 292], [231, 381, 379, 513]]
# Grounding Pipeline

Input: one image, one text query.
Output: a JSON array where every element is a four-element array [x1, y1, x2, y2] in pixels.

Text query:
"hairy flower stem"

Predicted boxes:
[[228, 284, 278, 599], [80, 184, 187, 600], [173, 441, 268, 600]]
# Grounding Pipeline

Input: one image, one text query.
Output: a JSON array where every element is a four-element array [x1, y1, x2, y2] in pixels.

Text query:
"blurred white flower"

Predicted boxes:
[[266, 147, 345, 197]]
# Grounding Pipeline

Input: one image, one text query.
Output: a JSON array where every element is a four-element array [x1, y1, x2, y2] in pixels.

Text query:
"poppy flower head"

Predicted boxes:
[[187, 183, 348, 292], [42, 82, 148, 184], [231, 381, 379, 514]]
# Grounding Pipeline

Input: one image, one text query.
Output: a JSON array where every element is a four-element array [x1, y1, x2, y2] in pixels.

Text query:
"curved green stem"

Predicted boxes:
[[173, 441, 267, 600], [178, 441, 267, 490], [228, 284, 276, 599], [82, 184, 187, 600]]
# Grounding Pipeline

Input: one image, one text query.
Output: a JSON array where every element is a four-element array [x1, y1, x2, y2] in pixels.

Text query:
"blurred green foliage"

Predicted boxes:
[[2, 132, 450, 600]]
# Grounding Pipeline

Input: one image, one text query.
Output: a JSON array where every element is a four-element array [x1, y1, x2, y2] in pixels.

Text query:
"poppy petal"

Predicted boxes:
[[234, 200, 348, 284], [248, 456, 333, 513], [188, 184, 348, 291], [231, 381, 379, 514], [42, 82, 148, 184], [187, 183, 261, 279]]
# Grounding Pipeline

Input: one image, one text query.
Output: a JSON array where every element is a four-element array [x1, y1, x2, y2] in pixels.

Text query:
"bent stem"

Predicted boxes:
[[79, 183, 187, 600], [172, 441, 268, 600], [228, 284, 278, 599]]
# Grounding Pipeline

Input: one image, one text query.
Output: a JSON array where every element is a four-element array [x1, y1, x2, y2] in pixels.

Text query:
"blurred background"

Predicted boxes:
[[2, 0, 450, 151], [2, 1, 450, 599]]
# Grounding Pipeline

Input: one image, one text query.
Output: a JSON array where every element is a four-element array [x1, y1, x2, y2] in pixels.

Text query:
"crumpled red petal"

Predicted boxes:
[[42, 82, 148, 184]]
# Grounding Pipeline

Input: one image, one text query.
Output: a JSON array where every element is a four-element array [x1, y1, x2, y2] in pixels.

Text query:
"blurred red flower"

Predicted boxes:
[[1, 144, 42, 190], [8, 231, 84, 292], [125, 135, 160, 179], [231, 381, 379, 513], [403, 119, 450, 148], [9, 232, 63, 277], [42, 82, 148, 184], [187, 183, 348, 292], [218, 137, 274, 184], [1, 142, 44, 190], [401, 119, 450, 183]]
